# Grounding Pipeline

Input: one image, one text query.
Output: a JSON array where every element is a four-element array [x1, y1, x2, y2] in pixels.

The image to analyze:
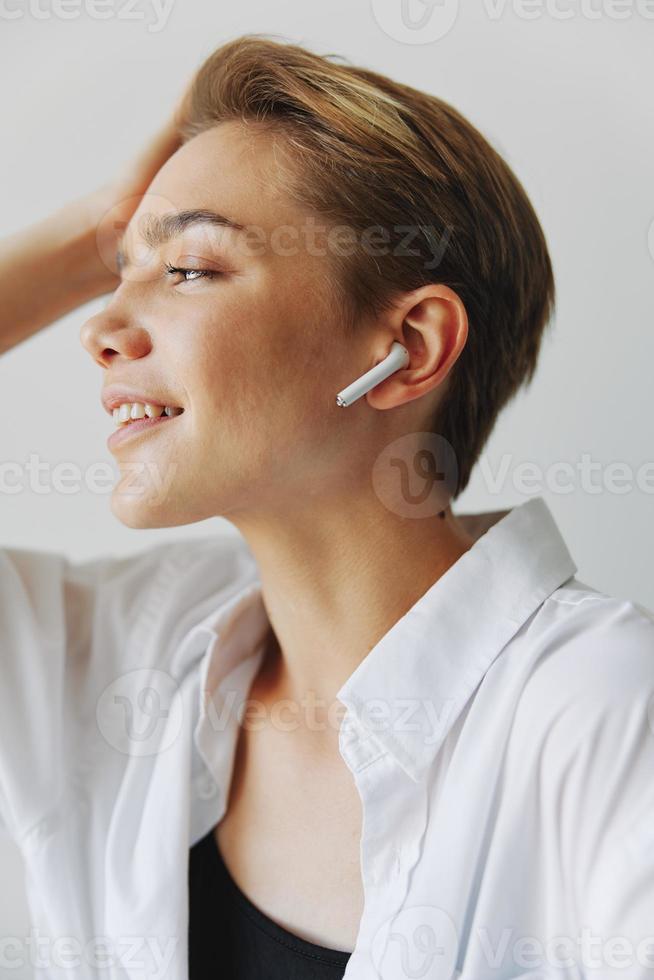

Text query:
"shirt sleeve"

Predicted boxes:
[[585, 823, 654, 978], [0, 533, 249, 842], [573, 619, 654, 980], [548, 600, 654, 978], [507, 594, 654, 978]]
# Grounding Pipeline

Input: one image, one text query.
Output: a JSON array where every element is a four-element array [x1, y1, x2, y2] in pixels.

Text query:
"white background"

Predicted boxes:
[[1, 0, 653, 975]]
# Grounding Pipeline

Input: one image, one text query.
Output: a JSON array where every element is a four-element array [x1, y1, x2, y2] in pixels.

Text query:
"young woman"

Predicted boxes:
[[1, 35, 652, 980]]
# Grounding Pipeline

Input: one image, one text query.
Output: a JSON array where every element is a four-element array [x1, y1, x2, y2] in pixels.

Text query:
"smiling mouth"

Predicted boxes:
[[107, 408, 184, 448], [113, 405, 184, 427]]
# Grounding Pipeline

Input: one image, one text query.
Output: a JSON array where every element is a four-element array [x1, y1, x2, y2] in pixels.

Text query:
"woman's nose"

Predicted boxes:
[[80, 300, 152, 368]]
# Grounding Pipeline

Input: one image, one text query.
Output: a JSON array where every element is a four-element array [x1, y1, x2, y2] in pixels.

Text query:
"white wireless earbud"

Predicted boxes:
[[335, 342, 410, 408]]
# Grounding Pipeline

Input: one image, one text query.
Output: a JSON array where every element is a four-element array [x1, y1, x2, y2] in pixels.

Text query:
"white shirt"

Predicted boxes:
[[1, 495, 653, 980]]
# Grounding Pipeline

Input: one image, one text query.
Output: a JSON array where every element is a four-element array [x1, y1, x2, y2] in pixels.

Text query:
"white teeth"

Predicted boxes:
[[112, 401, 183, 427]]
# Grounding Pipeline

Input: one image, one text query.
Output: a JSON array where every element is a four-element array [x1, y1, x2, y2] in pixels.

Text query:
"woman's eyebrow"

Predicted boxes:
[[115, 208, 246, 272]]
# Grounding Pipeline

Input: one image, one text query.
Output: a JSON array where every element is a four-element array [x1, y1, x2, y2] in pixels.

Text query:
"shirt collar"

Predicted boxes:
[[194, 496, 577, 785], [335, 495, 577, 781]]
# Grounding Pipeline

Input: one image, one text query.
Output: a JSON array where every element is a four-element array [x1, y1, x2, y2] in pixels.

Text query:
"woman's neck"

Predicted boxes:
[[233, 501, 477, 715]]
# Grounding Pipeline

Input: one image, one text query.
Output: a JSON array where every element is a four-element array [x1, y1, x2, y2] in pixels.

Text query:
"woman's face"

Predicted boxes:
[[81, 121, 377, 529]]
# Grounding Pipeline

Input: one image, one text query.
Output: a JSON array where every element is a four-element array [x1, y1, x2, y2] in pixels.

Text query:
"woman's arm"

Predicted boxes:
[[0, 195, 115, 354], [0, 109, 189, 356]]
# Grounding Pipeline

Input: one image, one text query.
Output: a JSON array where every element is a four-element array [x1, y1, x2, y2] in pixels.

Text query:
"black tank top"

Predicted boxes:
[[188, 826, 353, 978]]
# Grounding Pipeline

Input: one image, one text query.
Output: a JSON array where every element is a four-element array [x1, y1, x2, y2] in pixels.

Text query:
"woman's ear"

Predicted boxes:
[[365, 283, 468, 411]]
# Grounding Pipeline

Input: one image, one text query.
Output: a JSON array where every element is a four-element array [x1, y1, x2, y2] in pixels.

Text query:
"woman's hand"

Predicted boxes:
[[107, 94, 190, 202], [77, 79, 195, 294], [0, 79, 194, 354]]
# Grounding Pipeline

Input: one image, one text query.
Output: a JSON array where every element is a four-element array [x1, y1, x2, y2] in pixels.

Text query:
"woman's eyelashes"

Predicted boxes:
[[164, 262, 221, 283]]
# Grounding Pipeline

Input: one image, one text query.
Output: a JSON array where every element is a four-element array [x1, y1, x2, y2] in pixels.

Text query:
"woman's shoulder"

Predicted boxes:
[[514, 577, 654, 718], [0, 530, 258, 842], [498, 578, 654, 838], [1, 528, 256, 623], [0, 528, 259, 694]]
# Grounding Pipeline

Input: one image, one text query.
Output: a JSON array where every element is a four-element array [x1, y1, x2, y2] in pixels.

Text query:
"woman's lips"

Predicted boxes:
[[107, 412, 182, 451]]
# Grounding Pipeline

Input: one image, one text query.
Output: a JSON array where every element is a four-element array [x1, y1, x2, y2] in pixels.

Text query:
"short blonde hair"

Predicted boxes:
[[179, 34, 555, 498]]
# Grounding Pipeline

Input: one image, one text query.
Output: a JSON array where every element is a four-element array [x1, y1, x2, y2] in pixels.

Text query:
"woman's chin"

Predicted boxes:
[[110, 486, 181, 529], [109, 482, 221, 529]]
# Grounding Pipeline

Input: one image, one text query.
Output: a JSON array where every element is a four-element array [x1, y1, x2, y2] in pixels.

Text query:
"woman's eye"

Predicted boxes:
[[164, 263, 218, 283]]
